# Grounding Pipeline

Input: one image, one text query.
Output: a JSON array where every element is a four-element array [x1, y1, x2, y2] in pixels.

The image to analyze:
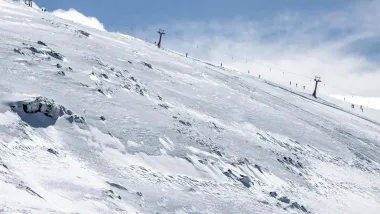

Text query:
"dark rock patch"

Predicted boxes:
[[37, 41, 47, 46], [17, 183, 44, 199], [76, 30, 90, 37], [107, 182, 128, 191], [47, 50, 65, 61], [136, 192, 143, 197], [2, 164, 8, 170], [158, 95, 162, 101], [278, 196, 290, 204], [67, 115, 86, 124], [29, 46, 42, 54], [101, 73, 109, 79], [56, 63, 62, 68], [158, 104, 169, 109], [100, 116, 106, 121], [97, 89, 105, 95], [269, 191, 278, 198], [47, 148, 58, 155], [130, 76, 137, 82], [254, 164, 264, 173], [239, 175, 253, 188], [80, 83, 89, 87], [179, 120, 191, 126], [141, 62, 152, 69], [13, 48, 24, 55], [122, 84, 131, 90], [290, 202, 308, 212], [57, 71, 65, 76]]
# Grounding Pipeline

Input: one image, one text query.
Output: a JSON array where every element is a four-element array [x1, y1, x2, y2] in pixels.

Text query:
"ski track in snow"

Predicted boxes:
[[0, 1, 380, 213]]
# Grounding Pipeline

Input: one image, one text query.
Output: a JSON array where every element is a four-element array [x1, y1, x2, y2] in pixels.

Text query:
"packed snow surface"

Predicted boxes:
[[0, 1, 380, 213]]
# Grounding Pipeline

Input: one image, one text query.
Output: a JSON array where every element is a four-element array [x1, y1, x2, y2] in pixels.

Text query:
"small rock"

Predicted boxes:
[[158, 104, 169, 109], [128, 61, 132, 64], [80, 83, 89, 87], [47, 148, 58, 155], [100, 116, 106, 121], [139, 89, 144, 96], [130, 76, 137, 82], [101, 73, 109, 79], [57, 71, 65, 76], [254, 164, 264, 173], [278, 196, 290, 204], [77, 30, 90, 37], [270, 192, 278, 198], [97, 89, 105, 95], [37, 41, 47, 46], [240, 175, 252, 188], [56, 64, 62, 68], [13, 48, 24, 55], [158, 95, 162, 100], [179, 120, 191, 126], [2, 164, 8, 170], [141, 62, 152, 69], [136, 192, 143, 197]]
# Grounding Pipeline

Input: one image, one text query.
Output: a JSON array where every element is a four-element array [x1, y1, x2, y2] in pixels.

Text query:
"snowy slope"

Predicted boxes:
[[1, 1, 380, 213]]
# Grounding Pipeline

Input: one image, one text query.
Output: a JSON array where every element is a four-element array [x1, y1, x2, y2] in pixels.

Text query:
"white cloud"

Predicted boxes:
[[52, 8, 105, 31], [135, 1, 380, 98]]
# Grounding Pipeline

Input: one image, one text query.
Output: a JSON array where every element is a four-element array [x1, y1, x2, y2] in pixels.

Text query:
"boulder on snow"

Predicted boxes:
[[20, 97, 66, 119], [37, 41, 47, 46], [10, 97, 75, 128], [278, 196, 290, 204], [13, 48, 24, 55], [141, 62, 152, 69], [76, 30, 90, 37], [240, 175, 253, 188]]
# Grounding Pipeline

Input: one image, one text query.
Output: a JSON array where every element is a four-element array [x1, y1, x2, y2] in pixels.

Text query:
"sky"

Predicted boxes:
[[34, 0, 380, 98]]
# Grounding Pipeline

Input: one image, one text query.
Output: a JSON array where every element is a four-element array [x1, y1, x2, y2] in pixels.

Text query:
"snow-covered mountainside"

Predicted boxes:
[[1, 1, 380, 213]]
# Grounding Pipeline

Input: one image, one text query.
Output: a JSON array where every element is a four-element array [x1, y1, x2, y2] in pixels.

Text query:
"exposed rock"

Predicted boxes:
[[76, 30, 90, 37], [269, 192, 278, 198], [47, 148, 58, 155], [240, 175, 253, 188], [179, 120, 191, 126], [101, 73, 109, 79], [57, 71, 65, 76], [278, 196, 290, 204], [67, 115, 86, 124], [20, 97, 66, 119], [158, 104, 169, 109], [37, 41, 47, 46], [100, 116, 106, 121], [141, 62, 152, 69], [47, 50, 65, 60], [107, 182, 128, 191], [290, 202, 308, 212], [56, 63, 62, 68], [254, 164, 264, 173], [13, 48, 24, 55]]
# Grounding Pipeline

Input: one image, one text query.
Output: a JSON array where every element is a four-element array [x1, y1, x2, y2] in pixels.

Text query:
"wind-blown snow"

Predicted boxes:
[[0, 0, 380, 213], [52, 8, 105, 31]]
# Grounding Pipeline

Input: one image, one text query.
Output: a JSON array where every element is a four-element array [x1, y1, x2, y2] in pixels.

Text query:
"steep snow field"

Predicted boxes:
[[1, 1, 380, 213]]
